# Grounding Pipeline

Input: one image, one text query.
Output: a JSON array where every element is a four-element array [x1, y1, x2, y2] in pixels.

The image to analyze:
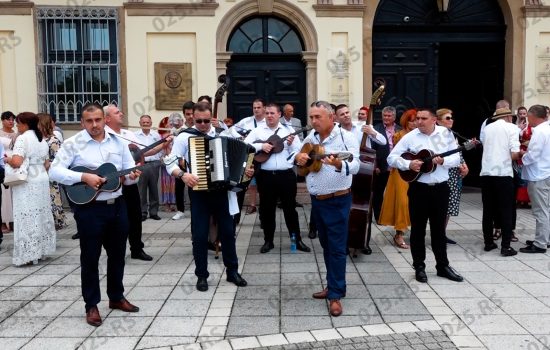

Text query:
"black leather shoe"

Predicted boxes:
[[260, 242, 274, 254], [296, 240, 311, 253], [520, 245, 546, 253], [72, 233, 80, 240], [227, 272, 248, 287], [415, 269, 428, 283], [149, 214, 161, 220], [446, 237, 457, 244], [196, 277, 208, 292], [131, 250, 153, 261], [526, 240, 550, 248], [501, 247, 518, 257], [436, 266, 464, 282], [141, 214, 147, 222], [484, 242, 498, 252]]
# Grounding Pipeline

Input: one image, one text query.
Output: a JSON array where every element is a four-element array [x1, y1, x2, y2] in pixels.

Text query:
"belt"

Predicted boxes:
[[412, 181, 448, 187], [314, 188, 351, 201], [260, 169, 293, 175], [93, 197, 120, 205]]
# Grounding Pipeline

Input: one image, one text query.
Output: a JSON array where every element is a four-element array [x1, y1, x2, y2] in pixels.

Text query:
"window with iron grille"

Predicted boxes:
[[36, 7, 120, 123]]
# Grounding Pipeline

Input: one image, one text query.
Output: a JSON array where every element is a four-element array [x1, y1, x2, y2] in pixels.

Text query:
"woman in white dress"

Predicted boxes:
[[4, 112, 55, 266], [0, 111, 17, 233]]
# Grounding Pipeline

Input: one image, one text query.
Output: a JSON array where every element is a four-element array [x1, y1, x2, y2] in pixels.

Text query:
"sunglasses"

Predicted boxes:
[[444, 116, 453, 121], [195, 119, 211, 124]]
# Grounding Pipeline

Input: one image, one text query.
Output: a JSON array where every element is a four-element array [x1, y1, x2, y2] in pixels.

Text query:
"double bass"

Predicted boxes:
[[347, 79, 385, 256]]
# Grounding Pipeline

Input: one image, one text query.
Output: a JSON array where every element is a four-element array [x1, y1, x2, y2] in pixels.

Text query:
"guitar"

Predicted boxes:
[[253, 126, 312, 163], [66, 155, 179, 205], [297, 143, 353, 176], [398, 139, 480, 183]]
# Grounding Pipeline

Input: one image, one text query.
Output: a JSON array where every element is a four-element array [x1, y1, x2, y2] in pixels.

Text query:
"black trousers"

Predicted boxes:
[[372, 171, 390, 222], [175, 177, 185, 212], [408, 181, 450, 270], [189, 189, 238, 278], [481, 176, 515, 248], [256, 169, 301, 243], [122, 184, 144, 252], [74, 197, 128, 311]]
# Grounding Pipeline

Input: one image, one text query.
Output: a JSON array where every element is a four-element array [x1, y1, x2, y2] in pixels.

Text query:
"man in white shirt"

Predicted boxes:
[[0, 141, 4, 249], [134, 115, 163, 222], [166, 102, 251, 291], [519, 105, 550, 253], [387, 109, 463, 283], [480, 107, 521, 256], [335, 104, 386, 147], [104, 104, 165, 261], [282, 104, 304, 140], [49, 102, 141, 327], [244, 103, 311, 254]]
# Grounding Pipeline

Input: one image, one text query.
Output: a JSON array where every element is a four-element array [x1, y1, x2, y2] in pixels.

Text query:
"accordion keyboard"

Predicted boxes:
[[188, 137, 209, 191]]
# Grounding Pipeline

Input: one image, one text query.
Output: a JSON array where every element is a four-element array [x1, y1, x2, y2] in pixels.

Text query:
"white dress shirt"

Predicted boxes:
[[521, 121, 550, 181], [244, 122, 302, 171], [350, 121, 387, 148], [134, 129, 162, 161], [302, 125, 360, 195], [166, 126, 239, 215], [480, 119, 520, 177], [49, 129, 137, 200], [224, 116, 266, 139], [387, 125, 460, 184]]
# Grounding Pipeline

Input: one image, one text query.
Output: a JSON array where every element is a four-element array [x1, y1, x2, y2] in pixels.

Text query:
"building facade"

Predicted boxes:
[[0, 0, 547, 135]]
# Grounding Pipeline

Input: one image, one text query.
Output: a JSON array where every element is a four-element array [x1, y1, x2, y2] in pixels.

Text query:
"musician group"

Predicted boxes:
[[3, 89, 547, 327]]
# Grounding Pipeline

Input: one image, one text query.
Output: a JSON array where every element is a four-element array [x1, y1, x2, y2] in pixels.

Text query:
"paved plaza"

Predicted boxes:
[[0, 188, 549, 350]]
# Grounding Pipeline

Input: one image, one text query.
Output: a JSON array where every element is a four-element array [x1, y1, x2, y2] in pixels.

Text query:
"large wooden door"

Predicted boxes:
[[227, 56, 306, 124]]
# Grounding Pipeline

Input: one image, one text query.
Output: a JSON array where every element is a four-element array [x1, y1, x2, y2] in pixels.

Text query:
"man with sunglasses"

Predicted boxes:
[[166, 102, 250, 291]]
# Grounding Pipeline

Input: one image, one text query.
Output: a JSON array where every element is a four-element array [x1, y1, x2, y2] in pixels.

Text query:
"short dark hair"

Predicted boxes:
[[193, 101, 212, 114], [1, 111, 15, 120], [528, 104, 547, 119], [335, 104, 348, 115], [265, 103, 281, 113], [197, 95, 212, 104], [182, 101, 195, 111], [417, 108, 436, 118], [253, 98, 265, 106], [81, 102, 104, 117]]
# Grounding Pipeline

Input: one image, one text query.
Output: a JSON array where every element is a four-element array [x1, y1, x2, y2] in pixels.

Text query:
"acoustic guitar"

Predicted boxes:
[[253, 126, 312, 163], [66, 155, 178, 205], [398, 139, 479, 182], [297, 143, 353, 176]]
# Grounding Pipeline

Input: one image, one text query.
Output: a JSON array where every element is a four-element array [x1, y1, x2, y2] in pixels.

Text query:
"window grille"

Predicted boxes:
[[36, 7, 120, 123]]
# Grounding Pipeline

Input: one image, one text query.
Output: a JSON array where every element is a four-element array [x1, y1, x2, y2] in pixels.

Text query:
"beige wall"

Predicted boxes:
[[0, 15, 38, 114], [524, 9, 550, 109]]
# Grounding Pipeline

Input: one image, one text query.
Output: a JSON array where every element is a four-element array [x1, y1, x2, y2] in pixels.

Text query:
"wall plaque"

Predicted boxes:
[[154, 62, 192, 110]]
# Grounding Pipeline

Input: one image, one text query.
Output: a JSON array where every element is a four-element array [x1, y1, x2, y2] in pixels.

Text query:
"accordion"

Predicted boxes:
[[188, 136, 255, 192]]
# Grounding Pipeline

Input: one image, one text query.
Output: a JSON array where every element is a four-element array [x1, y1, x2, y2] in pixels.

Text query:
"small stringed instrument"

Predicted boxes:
[[253, 126, 312, 163], [297, 143, 353, 176], [398, 139, 480, 182], [66, 155, 178, 205]]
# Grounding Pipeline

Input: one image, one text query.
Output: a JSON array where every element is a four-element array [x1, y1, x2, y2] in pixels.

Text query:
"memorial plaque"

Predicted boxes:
[[155, 62, 192, 110]]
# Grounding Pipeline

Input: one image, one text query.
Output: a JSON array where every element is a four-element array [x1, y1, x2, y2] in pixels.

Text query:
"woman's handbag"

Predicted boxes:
[[3, 163, 28, 187]]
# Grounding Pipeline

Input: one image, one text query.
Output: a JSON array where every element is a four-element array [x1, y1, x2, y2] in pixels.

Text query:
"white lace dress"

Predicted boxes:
[[11, 130, 56, 265]]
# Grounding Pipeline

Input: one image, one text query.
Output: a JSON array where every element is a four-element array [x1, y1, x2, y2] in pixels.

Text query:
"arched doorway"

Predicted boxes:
[[226, 16, 307, 123], [373, 0, 506, 185]]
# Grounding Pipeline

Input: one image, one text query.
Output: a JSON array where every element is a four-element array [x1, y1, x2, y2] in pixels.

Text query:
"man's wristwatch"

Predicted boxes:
[[176, 170, 185, 178]]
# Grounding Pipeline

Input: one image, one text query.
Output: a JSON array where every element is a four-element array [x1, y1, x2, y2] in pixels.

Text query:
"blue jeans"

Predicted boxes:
[[311, 193, 351, 300]]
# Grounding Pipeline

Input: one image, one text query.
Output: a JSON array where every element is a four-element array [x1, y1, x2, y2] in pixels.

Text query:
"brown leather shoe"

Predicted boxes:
[[329, 299, 342, 317], [245, 206, 257, 214], [312, 287, 328, 299], [86, 306, 102, 327], [109, 298, 139, 312]]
